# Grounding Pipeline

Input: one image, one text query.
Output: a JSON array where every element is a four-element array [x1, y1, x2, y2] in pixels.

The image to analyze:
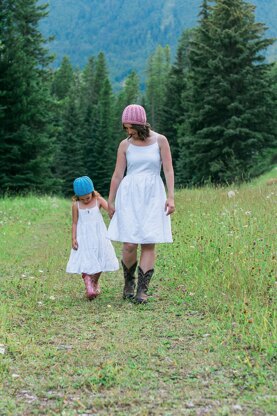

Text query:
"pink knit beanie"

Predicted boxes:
[[122, 104, 147, 126]]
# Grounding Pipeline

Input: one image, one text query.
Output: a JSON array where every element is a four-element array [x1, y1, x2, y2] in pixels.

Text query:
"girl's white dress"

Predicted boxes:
[[107, 134, 173, 244], [66, 200, 119, 274]]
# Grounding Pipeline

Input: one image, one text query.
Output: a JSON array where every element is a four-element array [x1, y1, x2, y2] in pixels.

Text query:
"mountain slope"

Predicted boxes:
[[40, 0, 277, 87]]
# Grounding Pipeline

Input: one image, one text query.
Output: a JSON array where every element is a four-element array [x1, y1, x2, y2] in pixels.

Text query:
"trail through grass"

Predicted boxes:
[[0, 181, 276, 415]]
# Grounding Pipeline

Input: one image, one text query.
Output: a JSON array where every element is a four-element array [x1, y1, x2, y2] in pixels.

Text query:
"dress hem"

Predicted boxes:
[[107, 237, 173, 244]]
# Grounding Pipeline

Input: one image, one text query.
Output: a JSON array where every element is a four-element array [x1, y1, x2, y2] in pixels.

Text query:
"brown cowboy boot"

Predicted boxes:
[[121, 260, 137, 299], [135, 266, 154, 304]]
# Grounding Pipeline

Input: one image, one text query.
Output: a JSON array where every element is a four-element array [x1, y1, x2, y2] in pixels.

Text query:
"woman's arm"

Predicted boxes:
[[72, 202, 79, 249], [108, 140, 127, 218], [159, 135, 175, 215]]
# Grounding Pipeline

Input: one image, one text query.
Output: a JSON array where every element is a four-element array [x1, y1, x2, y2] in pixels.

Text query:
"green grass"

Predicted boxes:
[[0, 178, 276, 415]]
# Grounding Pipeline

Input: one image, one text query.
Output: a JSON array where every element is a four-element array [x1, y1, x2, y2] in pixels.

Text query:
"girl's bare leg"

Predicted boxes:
[[91, 272, 101, 297]]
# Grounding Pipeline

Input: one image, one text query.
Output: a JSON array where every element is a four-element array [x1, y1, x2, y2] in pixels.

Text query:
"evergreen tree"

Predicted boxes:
[[92, 78, 115, 195], [80, 57, 96, 113], [56, 81, 86, 196], [114, 71, 141, 142], [159, 30, 192, 171], [0, 0, 56, 193], [145, 45, 171, 130], [51, 56, 74, 100], [82, 53, 115, 196], [177, 0, 276, 185]]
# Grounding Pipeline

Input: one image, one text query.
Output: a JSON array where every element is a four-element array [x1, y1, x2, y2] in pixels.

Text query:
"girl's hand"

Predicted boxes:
[[165, 198, 175, 216], [72, 239, 78, 250], [108, 201, 115, 219]]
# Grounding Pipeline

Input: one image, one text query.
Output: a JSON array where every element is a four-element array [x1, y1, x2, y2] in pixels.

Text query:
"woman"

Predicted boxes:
[[107, 104, 175, 303]]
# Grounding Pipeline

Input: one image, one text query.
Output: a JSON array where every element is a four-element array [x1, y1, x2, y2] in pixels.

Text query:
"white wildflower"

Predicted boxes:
[[227, 190, 236, 198]]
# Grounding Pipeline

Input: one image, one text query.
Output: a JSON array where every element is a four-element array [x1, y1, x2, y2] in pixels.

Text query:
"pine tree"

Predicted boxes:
[[145, 45, 171, 130], [51, 56, 74, 100], [82, 53, 115, 196], [56, 81, 86, 196], [92, 78, 115, 195], [0, 0, 57, 193], [80, 57, 96, 113], [159, 30, 192, 172], [177, 0, 276, 185], [114, 71, 141, 142]]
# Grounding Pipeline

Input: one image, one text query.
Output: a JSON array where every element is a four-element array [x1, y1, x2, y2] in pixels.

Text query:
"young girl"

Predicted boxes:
[[66, 176, 119, 300]]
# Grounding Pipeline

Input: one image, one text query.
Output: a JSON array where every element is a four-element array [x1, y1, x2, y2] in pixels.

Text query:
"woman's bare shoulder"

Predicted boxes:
[[157, 133, 168, 146], [118, 138, 129, 151]]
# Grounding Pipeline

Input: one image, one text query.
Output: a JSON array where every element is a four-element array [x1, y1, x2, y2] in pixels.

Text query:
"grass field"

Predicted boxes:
[[0, 171, 276, 415]]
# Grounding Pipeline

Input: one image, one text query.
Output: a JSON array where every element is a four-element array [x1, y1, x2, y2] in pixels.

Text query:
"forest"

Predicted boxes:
[[40, 0, 277, 87], [0, 0, 276, 196]]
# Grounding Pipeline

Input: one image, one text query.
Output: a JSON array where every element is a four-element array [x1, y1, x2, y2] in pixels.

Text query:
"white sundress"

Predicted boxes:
[[107, 134, 173, 244], [66, 200, 119, 275]]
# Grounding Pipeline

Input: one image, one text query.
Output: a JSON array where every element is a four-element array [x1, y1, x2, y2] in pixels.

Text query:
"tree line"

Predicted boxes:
[[0, 0, 276, 196]]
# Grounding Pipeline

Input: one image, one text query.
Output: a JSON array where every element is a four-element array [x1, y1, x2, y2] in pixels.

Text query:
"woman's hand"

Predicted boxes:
[[72, 239, 78, 250], [165, 198, 175, 215], [108, 201, 115, 219]]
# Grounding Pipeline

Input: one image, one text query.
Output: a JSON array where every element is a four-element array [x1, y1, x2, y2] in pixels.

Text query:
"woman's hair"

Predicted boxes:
[[125, 123, 151, 141], [72, 190, 100, 201]]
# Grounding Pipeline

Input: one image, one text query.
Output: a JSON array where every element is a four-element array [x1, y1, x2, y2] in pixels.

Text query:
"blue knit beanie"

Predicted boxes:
[[73, 176, 94, 196]]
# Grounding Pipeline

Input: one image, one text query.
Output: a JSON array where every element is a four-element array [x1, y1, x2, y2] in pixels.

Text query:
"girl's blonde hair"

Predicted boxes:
[[72, 190, 101, 201]]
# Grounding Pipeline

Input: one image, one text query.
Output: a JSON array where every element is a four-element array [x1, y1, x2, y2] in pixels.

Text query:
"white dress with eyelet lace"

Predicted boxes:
[[107, 134, 173, 244], [66, 200, 119, 275]]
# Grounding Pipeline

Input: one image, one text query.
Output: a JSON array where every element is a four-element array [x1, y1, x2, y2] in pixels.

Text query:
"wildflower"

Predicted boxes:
[[227, 190, 236, 198], [0, 345, 6, 354]]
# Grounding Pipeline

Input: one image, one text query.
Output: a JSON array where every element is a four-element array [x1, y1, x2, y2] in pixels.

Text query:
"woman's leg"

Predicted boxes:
[[139, 243, 155, 272], [122, 243, 138, 299], [122, 243, 138, 268], [136, 244, 155, 303]]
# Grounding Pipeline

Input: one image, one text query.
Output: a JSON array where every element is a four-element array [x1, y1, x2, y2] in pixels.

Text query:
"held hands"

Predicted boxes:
[[108, 201, 115, 219], [165, 197, 175, 216], [72, 239, 78, 250]]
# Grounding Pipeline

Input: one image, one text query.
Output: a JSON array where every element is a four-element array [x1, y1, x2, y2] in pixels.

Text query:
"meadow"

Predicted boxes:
[[0, 172, 276, 415]]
